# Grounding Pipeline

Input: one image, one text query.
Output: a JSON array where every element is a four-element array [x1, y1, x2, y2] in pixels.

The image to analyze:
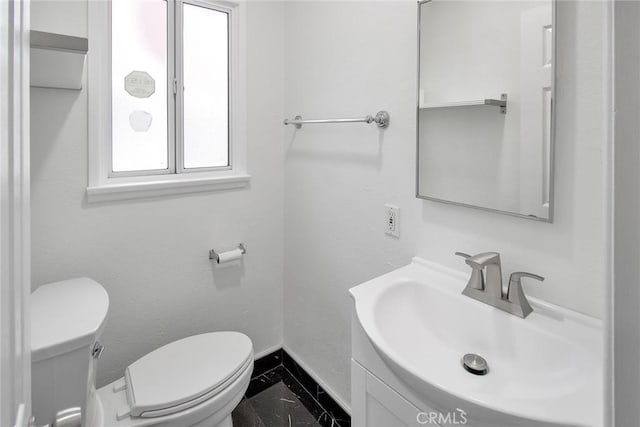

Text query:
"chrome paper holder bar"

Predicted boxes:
[[209, 243, 246, 261], [283, 110, 390, 129]]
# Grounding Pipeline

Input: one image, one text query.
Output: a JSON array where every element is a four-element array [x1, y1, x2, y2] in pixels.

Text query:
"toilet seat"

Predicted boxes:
[[121, 332, 253, 419], [95, 344, 253, 427]]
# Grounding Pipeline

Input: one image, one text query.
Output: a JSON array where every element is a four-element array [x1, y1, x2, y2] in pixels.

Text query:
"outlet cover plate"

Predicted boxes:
[[385, 204, 400, 238]]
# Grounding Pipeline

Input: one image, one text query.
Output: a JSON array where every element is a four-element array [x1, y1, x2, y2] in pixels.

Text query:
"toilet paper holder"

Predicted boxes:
[[209, 243, 246, 263]]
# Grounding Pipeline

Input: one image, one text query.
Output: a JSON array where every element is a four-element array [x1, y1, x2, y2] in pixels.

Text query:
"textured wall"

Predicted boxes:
[[283, 0, 610, 410], [30, 0, 286, 386], [30, 0, 611, 416]]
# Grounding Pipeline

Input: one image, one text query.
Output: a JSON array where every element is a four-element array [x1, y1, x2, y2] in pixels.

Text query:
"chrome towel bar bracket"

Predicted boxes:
[[284, 110, 390, 129]]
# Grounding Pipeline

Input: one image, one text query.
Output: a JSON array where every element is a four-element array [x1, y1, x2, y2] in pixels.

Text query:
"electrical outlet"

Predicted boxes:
[[385, 204, 400, 238]]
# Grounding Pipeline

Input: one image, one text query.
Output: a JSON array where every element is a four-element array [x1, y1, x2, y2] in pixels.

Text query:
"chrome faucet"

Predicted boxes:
[[455, 252, 544, 318]]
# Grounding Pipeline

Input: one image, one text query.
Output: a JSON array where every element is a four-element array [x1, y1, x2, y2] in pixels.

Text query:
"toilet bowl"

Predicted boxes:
[[31, 278, 253, 427]]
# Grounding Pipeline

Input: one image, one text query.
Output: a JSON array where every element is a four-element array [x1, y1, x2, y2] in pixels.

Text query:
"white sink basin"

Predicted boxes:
[[350, 258, 603, 427]]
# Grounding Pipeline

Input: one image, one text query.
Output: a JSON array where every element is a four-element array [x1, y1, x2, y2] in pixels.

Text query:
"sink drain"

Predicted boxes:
[[462, 353, 488, 376]]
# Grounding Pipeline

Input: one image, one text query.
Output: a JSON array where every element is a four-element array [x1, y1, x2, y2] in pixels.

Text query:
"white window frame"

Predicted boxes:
[[87, 0, 249, 203]]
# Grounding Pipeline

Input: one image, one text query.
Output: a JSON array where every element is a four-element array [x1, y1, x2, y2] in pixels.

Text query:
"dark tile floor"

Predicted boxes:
[[233, 382, 322, 427], [232, 350, 350, 427]]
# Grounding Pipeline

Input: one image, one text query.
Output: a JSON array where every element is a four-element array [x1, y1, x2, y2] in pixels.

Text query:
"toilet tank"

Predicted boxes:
[[31, 278, 109, 427]]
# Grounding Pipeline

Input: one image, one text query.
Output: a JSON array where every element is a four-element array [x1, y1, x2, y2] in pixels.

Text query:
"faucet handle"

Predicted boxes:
[[509, 272, 544, 284], [454, 252, 471, 259], [464, 252, 500, 269], [507, 272, 544, 318], [455, 252, 485, 290]]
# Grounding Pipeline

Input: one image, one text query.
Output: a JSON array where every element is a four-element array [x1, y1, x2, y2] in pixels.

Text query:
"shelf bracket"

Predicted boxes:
[[484, 93, 507, 114]]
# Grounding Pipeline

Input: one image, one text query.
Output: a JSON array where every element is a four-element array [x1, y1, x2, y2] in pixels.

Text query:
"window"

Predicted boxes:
[[88, 0, 248, 202]]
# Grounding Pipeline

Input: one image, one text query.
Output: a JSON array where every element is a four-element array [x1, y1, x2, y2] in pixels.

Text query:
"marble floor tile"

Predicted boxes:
[[233, 381, 322, 427]]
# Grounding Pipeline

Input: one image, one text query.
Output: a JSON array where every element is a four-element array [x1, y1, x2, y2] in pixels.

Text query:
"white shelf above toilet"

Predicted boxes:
[[30, 30, 87, 90]]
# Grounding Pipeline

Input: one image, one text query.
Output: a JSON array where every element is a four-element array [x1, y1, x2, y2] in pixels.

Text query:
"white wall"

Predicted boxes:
[[30, 0, 611, 416], [30, 0, 285, 386], [283, 0, 609, 410], [614, 1, 640, 424]]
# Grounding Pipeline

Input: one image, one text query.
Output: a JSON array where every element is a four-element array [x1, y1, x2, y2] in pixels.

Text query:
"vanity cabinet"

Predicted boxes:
[[351, 311, 454, 427], [351, 360, 438, 427]]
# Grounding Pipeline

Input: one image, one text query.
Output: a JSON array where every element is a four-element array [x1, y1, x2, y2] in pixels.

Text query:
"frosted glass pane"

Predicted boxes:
[[112, 0, 168, 172], [183, 4, 229, 169]]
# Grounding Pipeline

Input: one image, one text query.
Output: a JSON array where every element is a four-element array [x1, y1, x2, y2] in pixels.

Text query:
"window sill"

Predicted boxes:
[[86, 173, 251, 203]]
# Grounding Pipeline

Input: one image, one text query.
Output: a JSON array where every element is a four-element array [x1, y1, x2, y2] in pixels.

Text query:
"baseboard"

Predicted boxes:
[[247, 348, 351, 427], [282, 344, 351, 414], [253, 342, 284, 361]]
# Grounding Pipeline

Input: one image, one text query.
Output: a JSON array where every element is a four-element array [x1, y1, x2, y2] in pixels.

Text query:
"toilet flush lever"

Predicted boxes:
[[53, 407, 81, 427], [91, 341, 105, 359]]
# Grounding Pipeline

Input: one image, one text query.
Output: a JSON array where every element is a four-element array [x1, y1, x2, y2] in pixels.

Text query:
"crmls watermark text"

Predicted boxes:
[[416, 408, 468, 425]]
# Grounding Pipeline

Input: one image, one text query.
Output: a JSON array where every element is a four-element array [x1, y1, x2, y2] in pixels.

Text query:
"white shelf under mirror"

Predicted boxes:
[[420, 93, 507, 114]]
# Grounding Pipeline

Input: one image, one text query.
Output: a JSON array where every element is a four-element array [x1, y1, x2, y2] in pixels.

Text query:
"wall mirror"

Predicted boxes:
[[417, 0, 556, 222]]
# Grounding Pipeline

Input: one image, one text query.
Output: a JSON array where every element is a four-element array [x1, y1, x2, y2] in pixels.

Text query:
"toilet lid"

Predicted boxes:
[[124, 331, 253, 417]]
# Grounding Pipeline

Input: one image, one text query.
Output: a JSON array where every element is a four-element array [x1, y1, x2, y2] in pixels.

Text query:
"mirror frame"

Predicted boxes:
[[415, 0, 557, 223]]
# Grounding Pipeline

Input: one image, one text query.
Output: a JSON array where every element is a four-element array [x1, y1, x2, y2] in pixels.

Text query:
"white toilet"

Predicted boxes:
[[31, 278, 254, 427]]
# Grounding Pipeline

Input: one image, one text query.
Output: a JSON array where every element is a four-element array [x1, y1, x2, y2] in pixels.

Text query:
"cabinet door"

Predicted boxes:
[[352, 359, 438, 427]]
